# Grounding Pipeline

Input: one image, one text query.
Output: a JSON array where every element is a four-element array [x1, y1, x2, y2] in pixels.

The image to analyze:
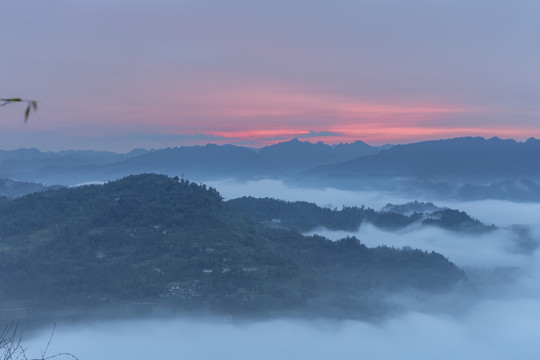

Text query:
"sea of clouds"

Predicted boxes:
[[22, 180, 540, 359]]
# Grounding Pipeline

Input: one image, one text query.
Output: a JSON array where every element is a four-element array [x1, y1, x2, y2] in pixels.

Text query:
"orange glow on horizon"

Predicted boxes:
[[49, 82, 539, 148], [189, 125, 539, 147], [214, 129, 311, 138]]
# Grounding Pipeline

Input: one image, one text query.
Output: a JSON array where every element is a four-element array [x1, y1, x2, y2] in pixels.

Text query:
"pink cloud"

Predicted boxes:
[[16, 77, 539, 149]]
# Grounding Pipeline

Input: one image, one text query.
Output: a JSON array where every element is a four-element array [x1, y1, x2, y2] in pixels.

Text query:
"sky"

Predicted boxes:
[[2, 0, 540, 152]]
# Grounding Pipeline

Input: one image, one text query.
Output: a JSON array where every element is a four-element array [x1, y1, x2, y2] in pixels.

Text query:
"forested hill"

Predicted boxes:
[[0, 174, 463, 321], [227, 197, 494, 233], [0, 178, 62, 198]]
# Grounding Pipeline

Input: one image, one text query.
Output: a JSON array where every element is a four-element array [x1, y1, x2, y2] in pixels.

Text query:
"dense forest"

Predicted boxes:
[[227, 197, 494, 233], [0, 174, 465, 322]]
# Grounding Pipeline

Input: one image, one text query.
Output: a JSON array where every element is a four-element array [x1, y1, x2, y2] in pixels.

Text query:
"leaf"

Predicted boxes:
[[1, 98, 38, 121], [24, 106, 31, 122]]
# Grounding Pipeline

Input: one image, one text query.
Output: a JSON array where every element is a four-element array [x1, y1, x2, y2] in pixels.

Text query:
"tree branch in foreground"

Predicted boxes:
[[0, 98, 38, 122], [1, 322, 78, 360]]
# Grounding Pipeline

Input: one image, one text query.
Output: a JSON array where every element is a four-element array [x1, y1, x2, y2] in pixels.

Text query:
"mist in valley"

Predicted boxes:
[[18, 180, 540, 359], [4, 0, 540, 357], [208, 178, 540, 226], [22, 305, 540, 360], [23, 284, 540, 359], [206, 178, 414, 210]]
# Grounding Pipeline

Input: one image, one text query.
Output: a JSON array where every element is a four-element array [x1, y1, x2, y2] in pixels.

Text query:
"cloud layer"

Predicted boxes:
[[19, 182, 540, 360], [24, 301, 540, 360], [2, 1, 540, 151]]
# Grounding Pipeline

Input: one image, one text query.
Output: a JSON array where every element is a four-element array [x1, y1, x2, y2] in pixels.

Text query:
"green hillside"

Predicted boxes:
[[0, 174, 464, 320], [227, 196, 493, 233]]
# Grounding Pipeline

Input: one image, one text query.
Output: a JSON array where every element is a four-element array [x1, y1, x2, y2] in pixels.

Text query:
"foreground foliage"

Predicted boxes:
[[0, 322, 77, 360], [0, 98, 37, 122]]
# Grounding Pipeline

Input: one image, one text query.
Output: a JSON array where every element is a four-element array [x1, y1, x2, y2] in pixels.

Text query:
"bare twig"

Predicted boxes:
[[1, 322, 78, 360], [0, 322, 24, 360], [40, 323, 54, 360]]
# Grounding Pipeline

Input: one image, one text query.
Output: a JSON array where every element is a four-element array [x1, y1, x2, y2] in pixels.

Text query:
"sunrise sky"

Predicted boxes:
[[2, 0, 539, 152]]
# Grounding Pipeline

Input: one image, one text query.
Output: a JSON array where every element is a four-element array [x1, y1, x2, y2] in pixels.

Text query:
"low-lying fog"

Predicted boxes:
[[305, 224, 537, 268], [22, 180, 540, 359], [207, 178, 414, 210], [209, 179, 540, 226], [24, 301, 540, 359]]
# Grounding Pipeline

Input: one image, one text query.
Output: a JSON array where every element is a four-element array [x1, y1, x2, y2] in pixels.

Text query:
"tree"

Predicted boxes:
[[0, 98, 37, 122]]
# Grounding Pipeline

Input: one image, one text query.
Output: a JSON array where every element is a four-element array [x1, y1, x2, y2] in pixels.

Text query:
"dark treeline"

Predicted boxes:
[[0, 174, 464, 323], [227, 197, 494, 233]]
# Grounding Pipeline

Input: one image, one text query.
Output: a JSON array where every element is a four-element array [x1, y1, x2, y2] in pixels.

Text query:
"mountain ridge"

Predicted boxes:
[[2, 137, 540, 202], [0, 174, 464, 322]]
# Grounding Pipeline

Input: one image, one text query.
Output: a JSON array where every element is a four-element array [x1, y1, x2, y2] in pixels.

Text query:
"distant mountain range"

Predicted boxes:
[[0, 139, 378, 186], [302, 137, 540, 183], [298, 137, 540, 201], [2, 136, 540, 201], [257, 139, 378, 174]]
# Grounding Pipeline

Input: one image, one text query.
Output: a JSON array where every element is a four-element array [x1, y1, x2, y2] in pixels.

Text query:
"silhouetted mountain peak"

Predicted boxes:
[[299, 136, 540, 196], [258, 139, 379, 174]]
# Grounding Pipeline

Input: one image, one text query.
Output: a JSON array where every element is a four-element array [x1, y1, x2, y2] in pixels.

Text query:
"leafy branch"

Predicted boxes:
[[0, 98, 38, 123]]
